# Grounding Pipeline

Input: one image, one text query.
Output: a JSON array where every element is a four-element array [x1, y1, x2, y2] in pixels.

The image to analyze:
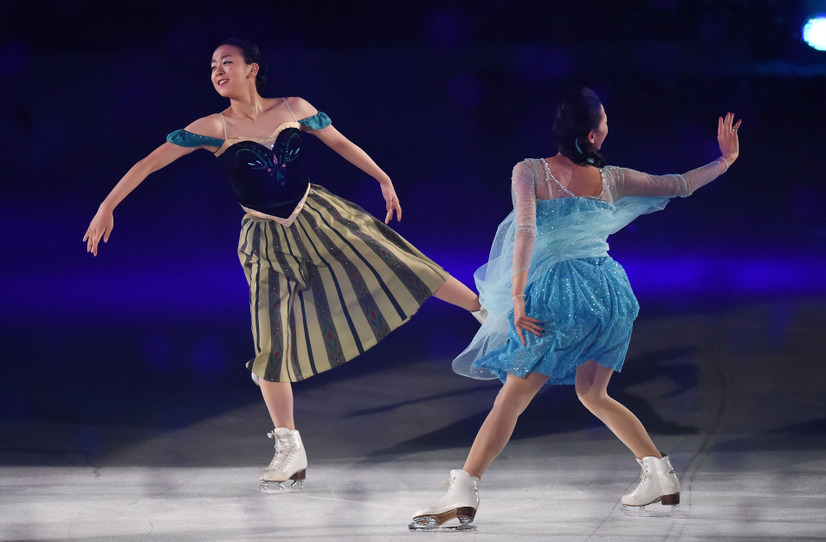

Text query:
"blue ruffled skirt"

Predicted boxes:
[[472, 256, 639, 385]]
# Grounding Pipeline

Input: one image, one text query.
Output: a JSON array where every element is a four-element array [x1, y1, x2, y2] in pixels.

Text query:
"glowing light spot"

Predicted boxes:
[[803, 16, 826, 51]]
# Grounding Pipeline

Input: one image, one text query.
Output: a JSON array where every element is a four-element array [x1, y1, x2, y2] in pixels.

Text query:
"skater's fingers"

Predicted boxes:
[[516, 326, 527, 346]]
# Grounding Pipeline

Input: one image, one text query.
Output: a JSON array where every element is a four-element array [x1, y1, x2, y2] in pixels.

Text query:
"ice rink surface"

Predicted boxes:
[[2, 296, 826, 541]]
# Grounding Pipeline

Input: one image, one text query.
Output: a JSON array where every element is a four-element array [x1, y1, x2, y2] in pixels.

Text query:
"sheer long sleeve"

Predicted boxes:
[[611, 159, 726, 199], [511, 160, 537, 277]]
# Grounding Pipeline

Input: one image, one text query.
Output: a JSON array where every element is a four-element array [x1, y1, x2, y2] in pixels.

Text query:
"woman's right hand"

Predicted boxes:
[[513, 296, 543, 346], [83, 206, 114, 256], [379, 179, 402, 224], [718, 112, 742, 166]]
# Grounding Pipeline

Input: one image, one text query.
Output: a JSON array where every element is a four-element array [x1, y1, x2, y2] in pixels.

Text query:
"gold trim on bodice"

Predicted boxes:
[[241, 184, 311, 227], [213, 121, 302, 157]]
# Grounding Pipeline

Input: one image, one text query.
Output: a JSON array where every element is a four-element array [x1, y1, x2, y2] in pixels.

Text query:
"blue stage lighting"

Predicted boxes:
[[803, 15, 826, 51]]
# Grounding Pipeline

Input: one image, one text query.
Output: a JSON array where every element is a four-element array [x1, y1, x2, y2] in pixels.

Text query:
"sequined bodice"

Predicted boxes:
[[166, 107, 332, 220], [215, 121, 308, 219]]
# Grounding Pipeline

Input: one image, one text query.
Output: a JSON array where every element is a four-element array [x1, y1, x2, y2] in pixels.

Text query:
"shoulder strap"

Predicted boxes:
[[282, 97, 298, 121], [218, 113, 228, 139]]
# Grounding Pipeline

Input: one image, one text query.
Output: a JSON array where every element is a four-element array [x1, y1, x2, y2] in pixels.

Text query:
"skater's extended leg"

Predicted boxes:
[[463, 372, 549, 478], [433, 275, 482, 312], [411, 372, 547, 530], [574, 360, 658, 458], [575, 360, 679, 507]]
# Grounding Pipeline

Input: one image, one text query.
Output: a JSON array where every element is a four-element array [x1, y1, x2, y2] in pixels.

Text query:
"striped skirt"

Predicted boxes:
[[238, 184, 450, 382]]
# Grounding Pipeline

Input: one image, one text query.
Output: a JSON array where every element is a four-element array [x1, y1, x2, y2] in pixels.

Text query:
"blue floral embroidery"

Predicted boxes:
[[233, 130, 302, 187], [236, 147, 278, 174], [279, 132, 302, 166]]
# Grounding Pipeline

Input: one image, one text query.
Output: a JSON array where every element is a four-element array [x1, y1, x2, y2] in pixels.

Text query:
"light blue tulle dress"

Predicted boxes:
[[453, 157, 726, 385]]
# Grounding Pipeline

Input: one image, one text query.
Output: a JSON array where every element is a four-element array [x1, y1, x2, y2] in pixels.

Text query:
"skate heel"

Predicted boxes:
[[454, 506, 476, 522], [660, 493, 680, 506]]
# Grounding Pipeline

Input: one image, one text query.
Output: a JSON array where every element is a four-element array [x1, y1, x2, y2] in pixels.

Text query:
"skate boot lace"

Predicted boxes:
[[266, 431, 296, 470], [440, 471, 475, 492], [440, 471, 458, 489], [631, 462, 650, 493]]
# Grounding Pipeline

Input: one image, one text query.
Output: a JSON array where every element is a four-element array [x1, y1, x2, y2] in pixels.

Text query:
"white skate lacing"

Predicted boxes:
[[266, 431, 296, 471], [629, 463, 650, 494], [440, 472, 459, 490]]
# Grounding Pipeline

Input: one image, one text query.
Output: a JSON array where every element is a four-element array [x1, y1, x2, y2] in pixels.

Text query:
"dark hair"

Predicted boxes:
[[219, 38, 267, 92], [552, 87, 606, 167]]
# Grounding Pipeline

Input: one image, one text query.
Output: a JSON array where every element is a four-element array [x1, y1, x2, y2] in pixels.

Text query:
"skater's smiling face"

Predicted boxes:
[[211, 45, 257, 96], [210, 39, 266, 97]]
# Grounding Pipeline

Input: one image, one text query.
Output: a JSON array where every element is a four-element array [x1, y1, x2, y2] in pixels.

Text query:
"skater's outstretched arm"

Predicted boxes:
[[615, 113, 741, 199], [293, 97, 401, 225], [83, 115, 223, 256]]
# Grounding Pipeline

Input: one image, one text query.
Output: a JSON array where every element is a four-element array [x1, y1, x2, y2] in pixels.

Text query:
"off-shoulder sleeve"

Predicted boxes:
[[298, 111, 332, 131], [511, 159, 537, 276], [612, 160, 725, 199], [166, 129, 225, 148]]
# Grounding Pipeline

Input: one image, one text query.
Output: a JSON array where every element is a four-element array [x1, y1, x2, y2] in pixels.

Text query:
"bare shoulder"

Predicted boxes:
[[183, 113, 225, 139], [283, 96, 319, 118]]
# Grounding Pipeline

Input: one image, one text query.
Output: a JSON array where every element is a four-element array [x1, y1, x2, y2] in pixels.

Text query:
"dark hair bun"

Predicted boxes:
[[552, 87, 606, 167]]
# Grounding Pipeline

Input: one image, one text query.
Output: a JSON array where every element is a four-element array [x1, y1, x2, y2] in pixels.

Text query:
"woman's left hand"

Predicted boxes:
[[380, 180, 402, 223], [513, 296, 543, 346], [718, 112, 742, 166]]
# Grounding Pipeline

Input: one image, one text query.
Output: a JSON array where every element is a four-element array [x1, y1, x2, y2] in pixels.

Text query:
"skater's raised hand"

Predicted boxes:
[[718, 112, 741, 167]]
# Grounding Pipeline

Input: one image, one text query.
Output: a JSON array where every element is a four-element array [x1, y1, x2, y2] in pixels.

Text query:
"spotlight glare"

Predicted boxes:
[[803, 15, 826, 51]]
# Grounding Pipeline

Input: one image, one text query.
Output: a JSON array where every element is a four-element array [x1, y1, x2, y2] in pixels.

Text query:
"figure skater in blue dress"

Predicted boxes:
[[84, 39, 484, 492], [410, 88, 741, 530]]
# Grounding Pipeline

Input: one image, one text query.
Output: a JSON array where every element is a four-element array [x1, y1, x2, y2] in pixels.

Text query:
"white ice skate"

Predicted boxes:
[[260, 427, 307, 492], [622, 453, 683, 516], [409, 469, 479, 531]]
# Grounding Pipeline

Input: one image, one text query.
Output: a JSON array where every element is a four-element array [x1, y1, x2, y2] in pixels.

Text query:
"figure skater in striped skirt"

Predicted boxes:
[[84, 39, 485, 492]]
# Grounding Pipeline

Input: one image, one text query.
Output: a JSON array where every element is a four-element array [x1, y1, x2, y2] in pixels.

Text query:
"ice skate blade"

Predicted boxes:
[[260, 479, 304, 493], [409, 516, 476, 532], [407, 506, 476, 531], [622, 503, 686, 517]]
